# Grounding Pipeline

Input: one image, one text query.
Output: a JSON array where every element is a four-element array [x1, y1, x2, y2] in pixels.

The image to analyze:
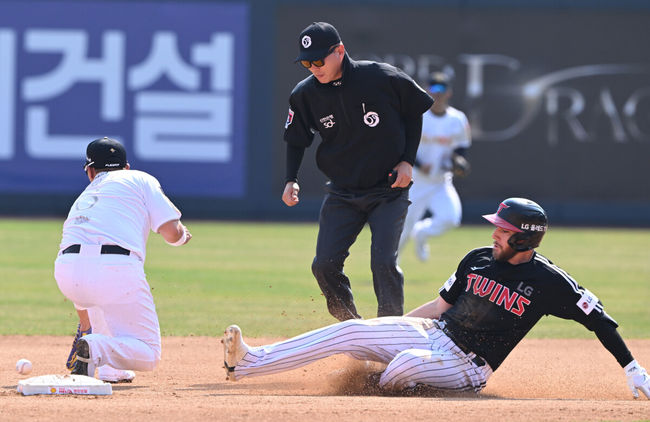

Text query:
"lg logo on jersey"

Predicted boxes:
[[576, 288, 599, 315], [465, 273, 532, 316]]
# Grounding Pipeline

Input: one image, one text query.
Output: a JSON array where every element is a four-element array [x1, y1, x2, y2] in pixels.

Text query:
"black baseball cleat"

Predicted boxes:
[[66, 324, 92, 371], [71, 338, 95, 377]]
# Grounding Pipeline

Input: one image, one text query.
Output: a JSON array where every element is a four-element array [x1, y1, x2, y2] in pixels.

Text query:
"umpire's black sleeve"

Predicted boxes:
[[401, 114, 423, 165], [285, 144, 305, 184], [593, 318, 634, 367]]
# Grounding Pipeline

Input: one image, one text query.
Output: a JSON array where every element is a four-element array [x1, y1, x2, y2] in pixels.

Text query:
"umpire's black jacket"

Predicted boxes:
[[284, 53, 433, 191]]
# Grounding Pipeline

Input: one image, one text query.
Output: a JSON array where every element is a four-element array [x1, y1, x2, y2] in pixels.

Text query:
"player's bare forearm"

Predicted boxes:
[[405, 297, 452, 319], [391, 161, 413, 188], [159, 219, 192, 245]]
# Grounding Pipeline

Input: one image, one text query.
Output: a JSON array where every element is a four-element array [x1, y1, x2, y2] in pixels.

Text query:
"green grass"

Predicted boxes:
[[0, 219, 648, 339]]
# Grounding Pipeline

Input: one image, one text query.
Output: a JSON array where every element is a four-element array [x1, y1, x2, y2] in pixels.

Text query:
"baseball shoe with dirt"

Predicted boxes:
[[413, 223, 430, 262], [66, 324, 92, 371], [71, 338, 96, 378], [221, 324, 250, 381], [98, 366, 136, 384]]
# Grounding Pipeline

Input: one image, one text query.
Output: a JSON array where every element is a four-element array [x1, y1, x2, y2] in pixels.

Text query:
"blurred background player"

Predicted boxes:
[[398, 72, 471, 262]]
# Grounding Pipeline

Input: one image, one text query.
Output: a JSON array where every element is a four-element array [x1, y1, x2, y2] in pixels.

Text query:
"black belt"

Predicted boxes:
[[435, 321, 487, 368], [62, 244, 130, 256]]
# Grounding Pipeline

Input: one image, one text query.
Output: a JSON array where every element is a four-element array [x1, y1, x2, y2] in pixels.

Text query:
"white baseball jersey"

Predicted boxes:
[[231, 317, 492, 392], [398, 107, 470, 255], [60, 169, 181, 261], [416, 107, 471, 183]]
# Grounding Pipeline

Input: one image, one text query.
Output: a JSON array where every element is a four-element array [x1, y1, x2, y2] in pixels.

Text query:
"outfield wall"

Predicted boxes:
[[1, 0, 649, 226]]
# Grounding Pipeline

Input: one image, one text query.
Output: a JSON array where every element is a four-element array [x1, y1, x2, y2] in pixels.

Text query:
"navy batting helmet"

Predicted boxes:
[[483, 198, 548, 251]]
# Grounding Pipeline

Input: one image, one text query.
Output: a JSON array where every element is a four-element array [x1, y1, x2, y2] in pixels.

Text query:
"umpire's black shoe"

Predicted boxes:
[[71, 338, 94, 377]]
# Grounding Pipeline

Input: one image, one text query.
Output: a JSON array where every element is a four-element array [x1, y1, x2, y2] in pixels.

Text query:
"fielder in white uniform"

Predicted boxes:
[[55, 137, 191, 379], [399, 72, 471, 261]]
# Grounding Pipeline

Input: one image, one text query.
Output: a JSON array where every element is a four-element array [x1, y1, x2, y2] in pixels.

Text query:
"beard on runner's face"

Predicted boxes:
[[493, 237, 517, 262]]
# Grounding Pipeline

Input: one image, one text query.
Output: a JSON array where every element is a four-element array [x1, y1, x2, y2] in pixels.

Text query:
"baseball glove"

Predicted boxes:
[[451, 154, 471, 178]]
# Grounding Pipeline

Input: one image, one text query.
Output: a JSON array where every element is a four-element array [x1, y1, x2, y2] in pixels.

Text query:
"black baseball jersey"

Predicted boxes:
[[439, 247, 620, 370], [284, 53, 433, 190]]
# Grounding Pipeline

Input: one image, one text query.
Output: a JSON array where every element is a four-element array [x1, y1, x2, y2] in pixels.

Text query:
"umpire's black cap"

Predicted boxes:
[[295, 22, 341, 62], [83, 137, 128, 171]]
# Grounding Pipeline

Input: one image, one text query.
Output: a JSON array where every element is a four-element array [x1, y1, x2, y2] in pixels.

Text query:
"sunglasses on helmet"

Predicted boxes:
[[300, 45, 339, 69]]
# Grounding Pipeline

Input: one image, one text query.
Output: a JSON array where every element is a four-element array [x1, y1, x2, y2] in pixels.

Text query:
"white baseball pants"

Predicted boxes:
[[232, 317, 492, 392], [399, 175, 461, 252], [55, 245, 161, 373]]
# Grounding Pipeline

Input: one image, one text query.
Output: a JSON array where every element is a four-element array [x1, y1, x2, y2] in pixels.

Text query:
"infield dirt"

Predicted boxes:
[[1, 336, 649, 421]]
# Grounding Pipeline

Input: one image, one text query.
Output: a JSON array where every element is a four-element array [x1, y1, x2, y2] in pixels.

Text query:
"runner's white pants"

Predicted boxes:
[[232, 317, 492, 392], [55, 245, 161, 373]]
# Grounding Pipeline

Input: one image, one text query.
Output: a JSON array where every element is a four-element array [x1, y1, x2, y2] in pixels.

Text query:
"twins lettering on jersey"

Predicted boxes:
[[465, 273, 532, 317]]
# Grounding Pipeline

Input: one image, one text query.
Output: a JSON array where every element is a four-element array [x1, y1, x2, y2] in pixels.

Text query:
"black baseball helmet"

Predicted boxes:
[[483, 198, 548, 251]]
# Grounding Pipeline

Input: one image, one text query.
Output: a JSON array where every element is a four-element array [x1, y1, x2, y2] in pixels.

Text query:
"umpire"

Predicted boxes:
[[282, 22, 433, 320]]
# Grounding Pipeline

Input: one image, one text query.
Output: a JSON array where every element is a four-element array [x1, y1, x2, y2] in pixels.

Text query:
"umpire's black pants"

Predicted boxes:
[[311, 184, 410, 321]]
